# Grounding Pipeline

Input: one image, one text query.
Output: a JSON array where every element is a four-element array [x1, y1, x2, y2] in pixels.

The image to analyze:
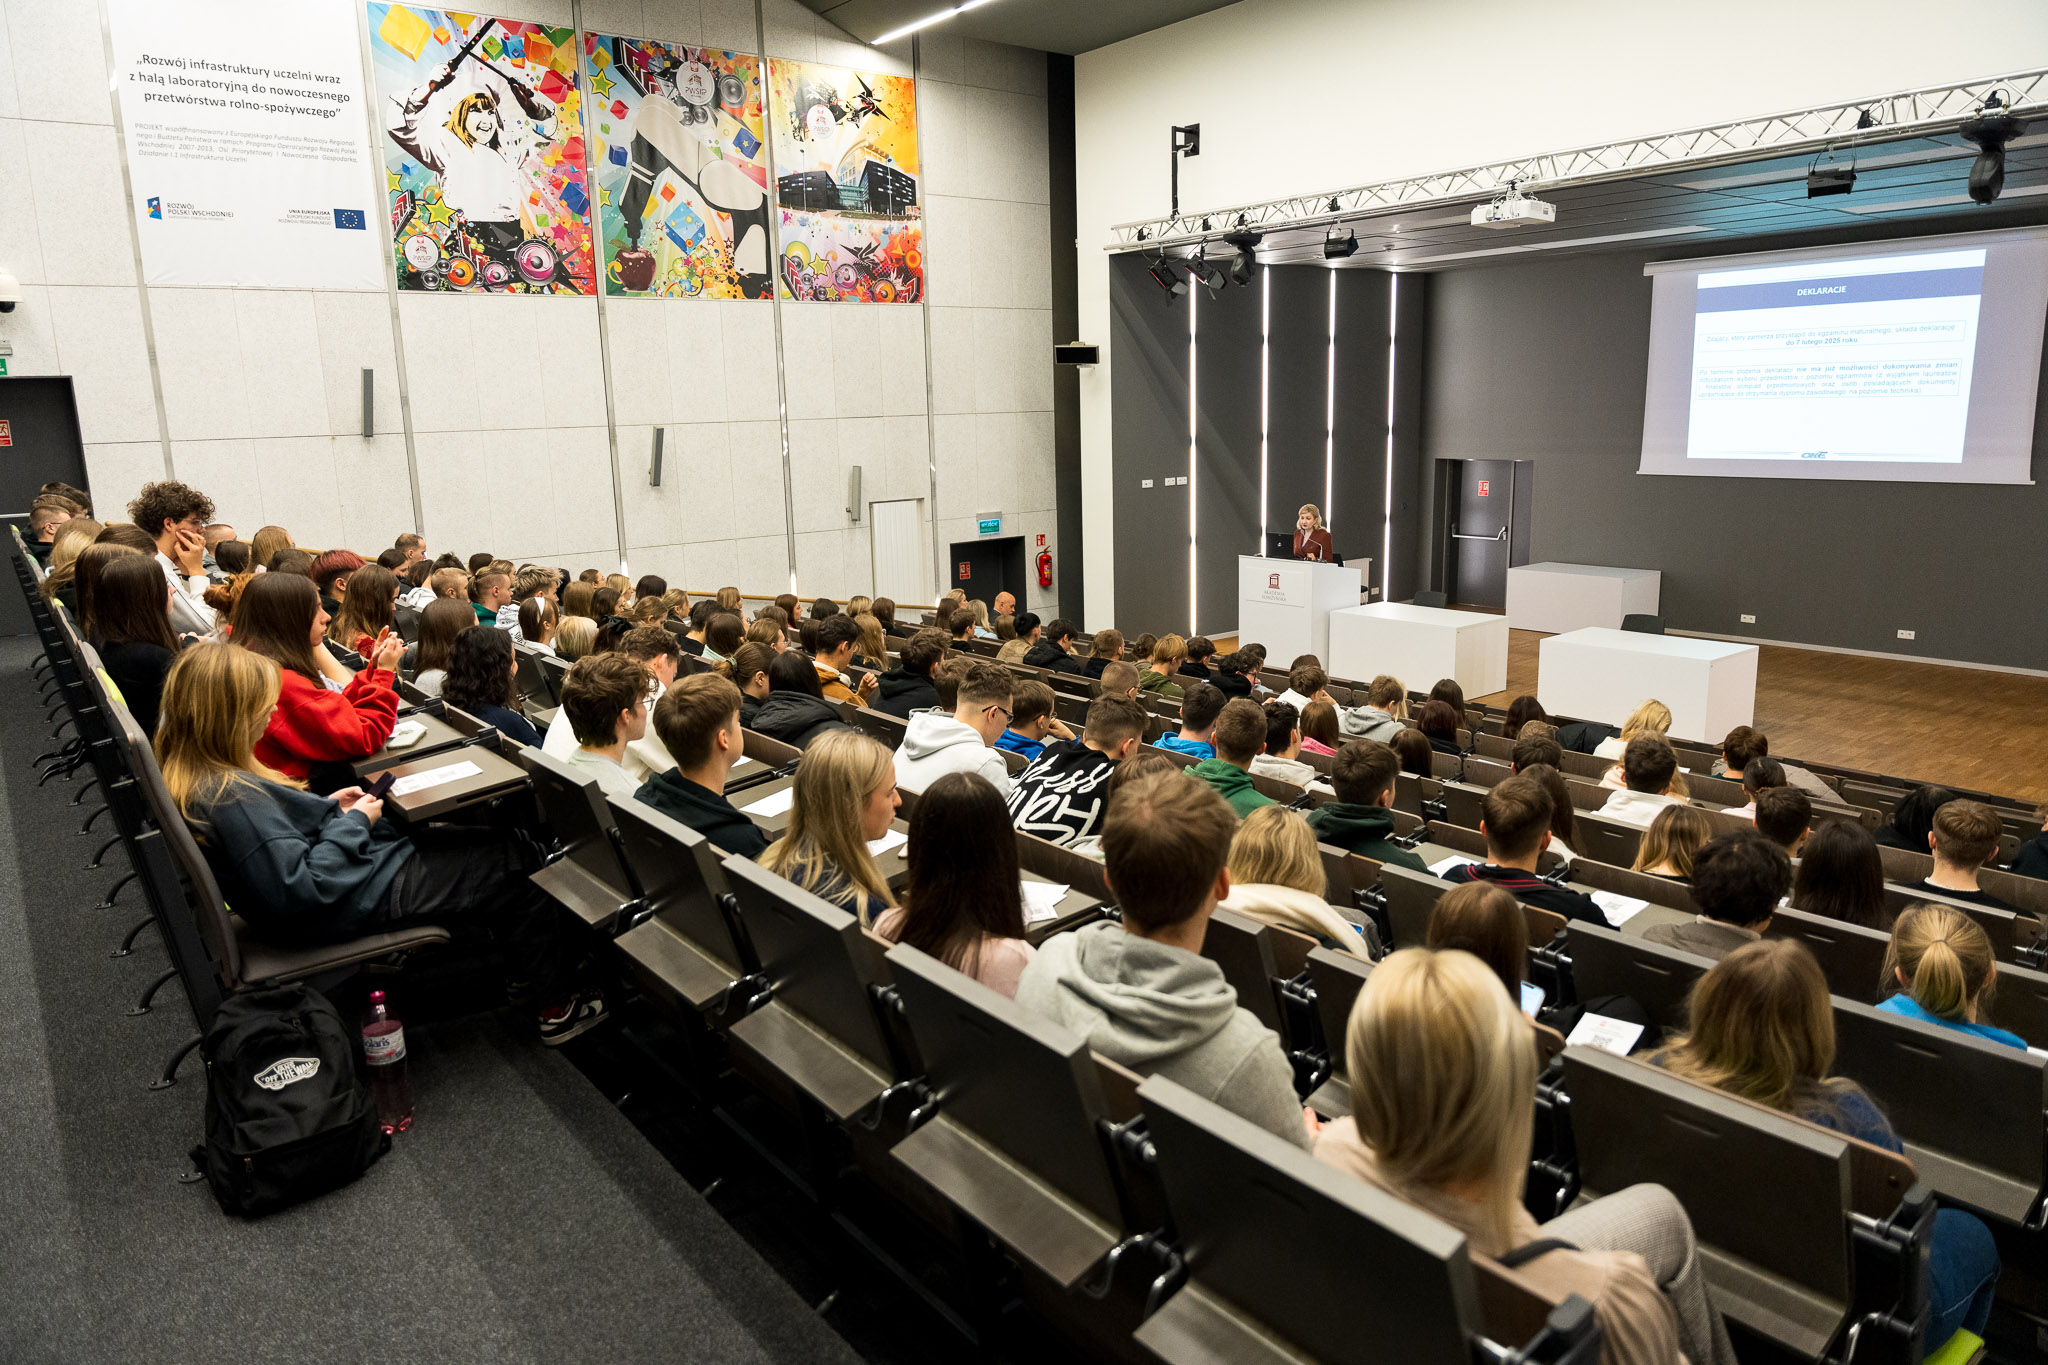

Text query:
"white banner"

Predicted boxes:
[[106, 0, 385, 289]]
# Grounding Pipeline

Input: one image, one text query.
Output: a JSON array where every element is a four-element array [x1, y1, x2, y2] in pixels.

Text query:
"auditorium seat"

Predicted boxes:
[[1620, 614, 1666, 635], [1768, 908, 1891, 1005], [1561, 922, 1713, 1037], [1411, 591, 1448, 609], [519, 748, 642, 933], [606, 796, 753, 1016]]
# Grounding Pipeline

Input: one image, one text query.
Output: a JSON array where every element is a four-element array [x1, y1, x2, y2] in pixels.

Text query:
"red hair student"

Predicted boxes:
[[230, 572, 403, 789]]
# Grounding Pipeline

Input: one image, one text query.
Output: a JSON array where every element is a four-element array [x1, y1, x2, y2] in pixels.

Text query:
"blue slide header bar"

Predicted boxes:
[[1697, 265, 1983, 313]]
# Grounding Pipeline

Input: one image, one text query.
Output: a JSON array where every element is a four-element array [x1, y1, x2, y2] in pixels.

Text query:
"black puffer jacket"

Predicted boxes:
[[749, 692, 850, 749]]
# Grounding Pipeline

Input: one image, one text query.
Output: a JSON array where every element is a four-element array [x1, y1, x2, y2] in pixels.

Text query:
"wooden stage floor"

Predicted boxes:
[[1215, 625, 2048, 804]]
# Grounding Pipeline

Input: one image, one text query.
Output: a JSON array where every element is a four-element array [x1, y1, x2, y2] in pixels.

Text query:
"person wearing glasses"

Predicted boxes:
[[893, 659, 1016, 799]]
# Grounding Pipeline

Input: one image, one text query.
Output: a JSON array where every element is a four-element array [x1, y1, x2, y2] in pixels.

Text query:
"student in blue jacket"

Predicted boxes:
[[1876, 903, 2028, 1050], [154, 642, 606, 1046]]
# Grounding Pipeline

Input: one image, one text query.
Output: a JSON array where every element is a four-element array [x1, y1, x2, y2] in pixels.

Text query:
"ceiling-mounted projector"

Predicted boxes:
[[1470, 187, 1557, 229]]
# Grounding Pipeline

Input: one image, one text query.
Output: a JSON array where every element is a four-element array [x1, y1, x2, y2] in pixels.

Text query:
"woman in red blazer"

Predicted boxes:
[[230, 572, 402, 789], [1293, 504, 1335, 562]]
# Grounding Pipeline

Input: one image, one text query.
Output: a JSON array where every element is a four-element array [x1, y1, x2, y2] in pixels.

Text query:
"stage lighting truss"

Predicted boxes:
[[1107, 65, 2048, 252]]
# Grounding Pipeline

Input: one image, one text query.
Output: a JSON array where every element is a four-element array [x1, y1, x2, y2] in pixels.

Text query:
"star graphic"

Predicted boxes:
[[587, 68, 613, 99], [386, 169, 401, 193], [423, 198, 455, 229]]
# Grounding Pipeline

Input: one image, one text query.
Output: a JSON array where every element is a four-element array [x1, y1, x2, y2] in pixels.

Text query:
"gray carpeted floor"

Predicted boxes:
[[0, 636, 864, 1365]]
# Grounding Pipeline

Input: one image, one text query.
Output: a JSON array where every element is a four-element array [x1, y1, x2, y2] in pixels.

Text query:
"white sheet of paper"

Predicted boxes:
[[385, 719, 427, 749], [1021, 880, 1070, 923], [1589, 890, 1650, 928], [729, 756, 761, 775], [1428, 854, 1477, 878], [388, 759, 482, 798], [866, 828, 909, 859], [742, 787, 796, 817], [1567, 1012, 1645, 1056]]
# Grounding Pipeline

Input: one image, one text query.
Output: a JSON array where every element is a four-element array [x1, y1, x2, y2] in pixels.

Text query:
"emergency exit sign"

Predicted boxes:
[[976, 515, 1001, 535], [1477, 480, 1490, 496]]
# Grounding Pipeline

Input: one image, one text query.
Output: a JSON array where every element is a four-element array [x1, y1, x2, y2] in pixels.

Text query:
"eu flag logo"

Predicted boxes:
[[332, 208, 365, 230], [146, 197, 162, 219]]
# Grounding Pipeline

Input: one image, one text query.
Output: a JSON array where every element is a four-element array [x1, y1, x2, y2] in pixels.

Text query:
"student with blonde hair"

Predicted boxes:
[[1221, 806, 1375, 959], [154, 642, 606, 1044], [852, 612, 888, 668], [1631, 803, 1713, 881], [760, 729, 899, 923], [1316, 949, 1729, 1365], [553, 614, 598, 661], [1878, 903, 2024, 1047], [1655, 940, 2001, 1351], [248, 525, 295, 571], [1595, 699, 1674, 761], [716, 585, 743, 612], [1137, 632, 1187, 700]]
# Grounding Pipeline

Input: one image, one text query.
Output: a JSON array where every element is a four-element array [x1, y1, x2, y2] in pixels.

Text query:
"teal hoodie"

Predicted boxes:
[[1306, 802, 1428, 873], [1186, 758, 1275, 817]]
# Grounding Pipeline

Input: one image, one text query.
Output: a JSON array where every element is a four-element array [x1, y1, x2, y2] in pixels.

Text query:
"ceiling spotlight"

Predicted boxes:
[[1961, 94, 2026, 205], [1135, 227, 1149, 241], [1187, 252, 1227, 298], [1225, 229, 1262, 286], [1324, 228, 1358, 260], [1806, 152, 1856, 198], [1148, 255, 1187, 299]]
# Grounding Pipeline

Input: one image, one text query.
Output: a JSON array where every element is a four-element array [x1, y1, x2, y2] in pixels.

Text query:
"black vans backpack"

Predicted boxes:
[[190, 984, 389, 1218]]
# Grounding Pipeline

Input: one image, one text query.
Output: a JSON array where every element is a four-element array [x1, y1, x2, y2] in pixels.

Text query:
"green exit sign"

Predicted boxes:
[[977, 516, 1001, 535], [0, 358, 9, 376]]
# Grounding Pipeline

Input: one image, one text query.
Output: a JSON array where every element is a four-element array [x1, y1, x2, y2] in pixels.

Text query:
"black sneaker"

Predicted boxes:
[[537, 989, 608, 1046]]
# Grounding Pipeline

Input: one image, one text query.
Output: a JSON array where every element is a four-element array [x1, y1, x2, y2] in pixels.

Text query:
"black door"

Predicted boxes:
[[1446, 459, 1513, 609], [946, 535, 1026, 610], [0, 377, 92, 635]]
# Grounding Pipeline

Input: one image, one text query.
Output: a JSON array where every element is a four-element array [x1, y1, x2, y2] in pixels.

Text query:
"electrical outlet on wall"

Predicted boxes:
[[1897, 629, 1916, 640], [1740, 614, 1756, 624]]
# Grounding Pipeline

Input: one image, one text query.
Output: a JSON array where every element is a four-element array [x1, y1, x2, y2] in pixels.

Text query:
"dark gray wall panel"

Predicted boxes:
[[1110, 253, 1192, 632], [1329, 270, 1391, 589], [1388, 274, 1428, 603], [1193, 272, 1263, 635], [1421, 249, 2048, 671], [1266, 268, 1332, 536]]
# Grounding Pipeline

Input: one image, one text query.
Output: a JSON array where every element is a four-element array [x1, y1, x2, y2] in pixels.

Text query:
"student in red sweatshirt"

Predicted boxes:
[[229, 571, 401, 791]]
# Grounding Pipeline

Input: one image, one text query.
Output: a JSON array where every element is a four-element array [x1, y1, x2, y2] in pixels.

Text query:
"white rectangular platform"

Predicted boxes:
[[1327, 603, 1509, 698], [1538, 628, 1757, 743], [1506, 562, 1662, 635], [1236, 556, 1363, 664]]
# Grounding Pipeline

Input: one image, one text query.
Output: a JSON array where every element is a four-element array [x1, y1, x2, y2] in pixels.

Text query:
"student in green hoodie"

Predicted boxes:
[[1305, 739, 1429, 873], [1137, 633, 1187, 700], [1186, 698, 1277, 818]]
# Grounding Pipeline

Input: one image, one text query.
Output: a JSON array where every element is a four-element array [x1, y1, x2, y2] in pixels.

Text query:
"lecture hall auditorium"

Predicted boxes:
[[8, 1, 2048, 1363]]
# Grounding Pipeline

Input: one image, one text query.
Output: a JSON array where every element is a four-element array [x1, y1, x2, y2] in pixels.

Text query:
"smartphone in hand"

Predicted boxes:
[[364, 770, 398, 801]]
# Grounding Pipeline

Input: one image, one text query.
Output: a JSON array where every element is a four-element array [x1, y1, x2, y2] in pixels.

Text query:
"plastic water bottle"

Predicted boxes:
[[361, 989, 415, 1134]]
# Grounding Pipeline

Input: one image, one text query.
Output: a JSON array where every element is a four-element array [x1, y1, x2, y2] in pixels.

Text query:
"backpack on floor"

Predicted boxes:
[[189, 984, 389, 1218]]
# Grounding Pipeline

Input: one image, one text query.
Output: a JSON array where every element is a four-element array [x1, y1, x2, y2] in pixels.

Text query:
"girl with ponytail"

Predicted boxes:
[[1877, 903, 2026, 1049]]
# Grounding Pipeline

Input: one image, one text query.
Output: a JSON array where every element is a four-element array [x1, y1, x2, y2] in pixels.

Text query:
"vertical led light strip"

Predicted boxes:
[[1383, 275, 1399, 597], [1187, 283, 1200, 633], [1259, 268, 1270, 551], [1323, 272, 1337, 527]]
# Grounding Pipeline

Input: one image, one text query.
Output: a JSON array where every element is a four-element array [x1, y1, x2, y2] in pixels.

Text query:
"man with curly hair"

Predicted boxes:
[[128, 480, 218, 635]]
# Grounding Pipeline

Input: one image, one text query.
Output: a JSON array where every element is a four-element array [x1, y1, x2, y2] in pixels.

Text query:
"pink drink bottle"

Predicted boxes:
[[361, 989, 415, 1133]]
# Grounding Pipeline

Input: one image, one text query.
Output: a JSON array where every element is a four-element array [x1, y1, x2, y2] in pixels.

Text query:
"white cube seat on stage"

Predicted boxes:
[[1539, 628, 1758, 743], [1327, 603, 1509, 699], [1236, 556, 1364, 665], [1506, 562, 1662, 635]]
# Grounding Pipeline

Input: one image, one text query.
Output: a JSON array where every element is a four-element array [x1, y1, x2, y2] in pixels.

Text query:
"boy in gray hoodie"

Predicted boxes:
[[1016, 772, 1314, 1149]]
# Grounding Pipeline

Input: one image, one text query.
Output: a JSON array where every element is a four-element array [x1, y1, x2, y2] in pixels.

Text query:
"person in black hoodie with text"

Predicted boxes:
[[874, 628, 947, 718], [1440, 775, 1603, 924], [636, 674, 771, 857], [749, 651, 853, 749], [1006, 695, 1147, 847]]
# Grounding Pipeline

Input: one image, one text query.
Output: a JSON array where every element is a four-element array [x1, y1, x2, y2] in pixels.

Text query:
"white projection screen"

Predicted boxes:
[[1639, 227, 2048, 484]]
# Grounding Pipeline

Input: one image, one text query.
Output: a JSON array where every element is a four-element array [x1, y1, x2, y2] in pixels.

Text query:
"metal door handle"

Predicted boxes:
[[1449, 525, 1507, 543]]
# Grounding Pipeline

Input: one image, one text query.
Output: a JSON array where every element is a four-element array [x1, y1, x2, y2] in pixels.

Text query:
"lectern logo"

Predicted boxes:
[[1268, 573, 1280, 590]]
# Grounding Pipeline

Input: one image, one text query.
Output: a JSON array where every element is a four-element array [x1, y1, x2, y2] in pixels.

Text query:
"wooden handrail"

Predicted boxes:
[[681, 588, 941, 612]]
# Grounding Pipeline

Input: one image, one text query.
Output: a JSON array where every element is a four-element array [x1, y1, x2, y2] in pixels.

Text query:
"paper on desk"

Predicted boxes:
[[866, 828, 908, 859], [729, 756, 761, 775], [385, 719, 427, 749], [1567, 1012, 1645, 1057], [1428, 854, 1477, 878], [742, 787, 796, 817], [1021, 881, 1070, 923], [389, 760, 482, 798], [1589, 890, 1649, 928]]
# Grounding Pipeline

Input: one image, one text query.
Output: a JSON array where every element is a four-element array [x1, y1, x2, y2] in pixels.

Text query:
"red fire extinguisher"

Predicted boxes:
[[1037, 549, 1053, 588]]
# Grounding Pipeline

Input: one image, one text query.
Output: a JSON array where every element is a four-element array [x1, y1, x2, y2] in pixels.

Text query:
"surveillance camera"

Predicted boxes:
[[0, 271, 18, 313]]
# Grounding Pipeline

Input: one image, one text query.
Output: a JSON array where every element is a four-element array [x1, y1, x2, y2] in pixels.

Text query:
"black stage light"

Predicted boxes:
[[1225, 229, 1262, 286], [1148, 256, 1187, 298], [1961, 96, 2025, 205], [1187, 254, 1227, 298], [1324, 228, 1358, 260], [1806, 163, 1856, 197]]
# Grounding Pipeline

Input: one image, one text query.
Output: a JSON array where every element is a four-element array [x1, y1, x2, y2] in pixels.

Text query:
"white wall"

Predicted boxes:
[[0, 0, 1057, 610], [1074, 0, 2048, 617]]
